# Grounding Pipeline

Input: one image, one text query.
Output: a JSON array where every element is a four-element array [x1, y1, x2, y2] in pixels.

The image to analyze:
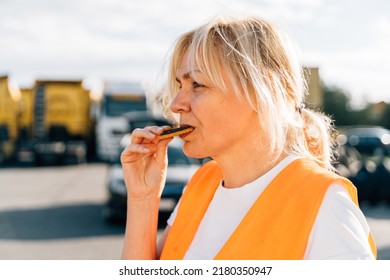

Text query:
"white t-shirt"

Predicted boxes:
[[166, 156, 375, 260]]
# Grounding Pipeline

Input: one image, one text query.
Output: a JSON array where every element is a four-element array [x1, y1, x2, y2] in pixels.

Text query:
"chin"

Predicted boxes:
[[182, 143, 208, 159]]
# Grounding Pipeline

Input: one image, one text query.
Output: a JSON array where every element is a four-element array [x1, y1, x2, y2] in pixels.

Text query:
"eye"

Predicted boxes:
[[193, 81, 204, 88]]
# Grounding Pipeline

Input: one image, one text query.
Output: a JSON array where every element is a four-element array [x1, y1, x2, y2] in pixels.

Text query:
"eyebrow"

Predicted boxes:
[[175, 70, 202, 82]]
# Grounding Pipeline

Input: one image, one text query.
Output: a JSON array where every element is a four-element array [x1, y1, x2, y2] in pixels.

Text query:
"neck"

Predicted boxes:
[[214, 144, 286, 189]]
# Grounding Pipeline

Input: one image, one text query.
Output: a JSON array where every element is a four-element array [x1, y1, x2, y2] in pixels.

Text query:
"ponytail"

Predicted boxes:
[[299, 107, 336, 170]]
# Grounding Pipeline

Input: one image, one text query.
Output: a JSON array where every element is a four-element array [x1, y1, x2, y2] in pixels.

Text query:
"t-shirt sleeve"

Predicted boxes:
[[304, 183, 375, 259]]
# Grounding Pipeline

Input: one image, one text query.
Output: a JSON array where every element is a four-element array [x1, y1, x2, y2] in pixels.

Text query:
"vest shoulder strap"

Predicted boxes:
[[160, 161, 222, 259]]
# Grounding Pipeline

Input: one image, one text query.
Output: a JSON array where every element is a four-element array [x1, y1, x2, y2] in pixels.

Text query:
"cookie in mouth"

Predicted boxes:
[[159, 125, 194, 140]]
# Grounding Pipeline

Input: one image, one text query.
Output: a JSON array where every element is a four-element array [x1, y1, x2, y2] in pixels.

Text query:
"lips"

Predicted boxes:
[[179, 124, 195, 138], [179, 123, 194, 129], [179, 124, 194, 130]]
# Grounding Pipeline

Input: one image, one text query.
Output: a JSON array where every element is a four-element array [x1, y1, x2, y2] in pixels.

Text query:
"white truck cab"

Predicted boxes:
[[96, 82, 147, 162]]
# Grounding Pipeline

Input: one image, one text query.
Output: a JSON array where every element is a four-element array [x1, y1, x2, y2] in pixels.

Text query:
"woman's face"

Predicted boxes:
[[170, 49, 261, 160]]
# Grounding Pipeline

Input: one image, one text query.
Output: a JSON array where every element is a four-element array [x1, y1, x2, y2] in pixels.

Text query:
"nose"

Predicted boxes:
[[170, 89, 191, 114]]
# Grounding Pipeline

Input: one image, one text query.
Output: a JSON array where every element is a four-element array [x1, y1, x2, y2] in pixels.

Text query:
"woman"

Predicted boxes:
[[120, 16, 376, 260]]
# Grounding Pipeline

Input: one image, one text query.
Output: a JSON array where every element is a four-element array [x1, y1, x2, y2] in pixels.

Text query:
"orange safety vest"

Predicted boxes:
[[160, 158, 376, 260]]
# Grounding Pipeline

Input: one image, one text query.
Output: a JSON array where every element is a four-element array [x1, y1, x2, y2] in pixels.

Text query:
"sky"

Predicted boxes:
[[1, 0, 389, 106]]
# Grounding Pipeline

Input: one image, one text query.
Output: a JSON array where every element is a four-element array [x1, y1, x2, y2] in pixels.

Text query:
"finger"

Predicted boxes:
[[145, 126, 167, 134], [131, 128, 159, 144], [122, 143, 150, 157], [155, 137, 173, 164], [121, 143, 158, 163], [150, 126, 173, 144], [145, 126, 173, 138], [161, 125, 172, 131]]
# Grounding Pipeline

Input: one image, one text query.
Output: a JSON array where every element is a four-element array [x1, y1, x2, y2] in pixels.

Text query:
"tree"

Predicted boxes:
[[322, 84, 356, 126], [321, 83, 389, 128], [378, 103, 390, 130]]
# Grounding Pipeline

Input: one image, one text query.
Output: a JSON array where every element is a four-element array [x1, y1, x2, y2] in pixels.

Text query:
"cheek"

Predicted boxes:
[[208, 103, 257, 142], [196, 97, 234, 130], [200, 109, 238, 146]]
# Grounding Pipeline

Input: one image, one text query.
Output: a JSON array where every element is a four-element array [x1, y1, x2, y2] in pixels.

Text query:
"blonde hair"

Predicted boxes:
[[161, 16, 335, 170]]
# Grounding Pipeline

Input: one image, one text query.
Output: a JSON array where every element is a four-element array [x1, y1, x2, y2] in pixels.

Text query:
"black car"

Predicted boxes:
[[102, 139, 201, 223], [337, 126, 390, 156], [336, 126, 390, 204]]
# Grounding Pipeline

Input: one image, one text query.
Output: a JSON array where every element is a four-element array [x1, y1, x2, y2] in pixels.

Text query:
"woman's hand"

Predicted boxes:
[[120, 126, 173, 199]]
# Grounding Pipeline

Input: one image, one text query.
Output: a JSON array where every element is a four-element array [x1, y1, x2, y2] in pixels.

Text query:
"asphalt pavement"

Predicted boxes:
[[0, 163, 389, 260]]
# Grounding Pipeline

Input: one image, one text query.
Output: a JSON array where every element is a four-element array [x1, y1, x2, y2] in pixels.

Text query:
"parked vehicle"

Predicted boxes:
[[337, 126, 390, 156], [18, 87, 34, 141], [0, 75, 20, 165], [344, 155, 390, 205], [16, 80, 93, 165], [95, 81, 147, 163], [102, 137, 201, 223], [335, 126, 390, 203], [124, 111, 171, 133]]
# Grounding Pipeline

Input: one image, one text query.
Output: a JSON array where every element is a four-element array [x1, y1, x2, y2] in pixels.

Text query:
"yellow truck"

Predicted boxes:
[[17, 80, 93, 165], [19, 87, 34, 138], [0, 75, 20, 165]]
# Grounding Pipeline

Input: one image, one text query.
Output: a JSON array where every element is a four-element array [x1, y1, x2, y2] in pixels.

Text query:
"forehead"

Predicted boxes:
[[177, 49, 197, 77]]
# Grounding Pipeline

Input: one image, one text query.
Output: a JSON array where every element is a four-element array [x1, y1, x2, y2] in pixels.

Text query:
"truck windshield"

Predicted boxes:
[[104, 96, 147, 117]]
